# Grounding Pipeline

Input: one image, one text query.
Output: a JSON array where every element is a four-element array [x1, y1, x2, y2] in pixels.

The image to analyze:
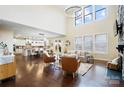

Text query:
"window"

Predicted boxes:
[[75, 37, 82, 50], [95, 33, 107, 53], [83, 35, 93, 52], [95, 5, 106, 20], [75, 10, 82, 26], [84, 5, 93, 23], [74, 5, 107, 26]]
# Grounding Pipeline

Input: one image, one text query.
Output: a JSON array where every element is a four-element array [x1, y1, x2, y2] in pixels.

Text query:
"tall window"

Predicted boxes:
[[75, 10, 82, 26], [75, 37, 82, 50], [84, 5, 93, 23], [83, 35, 93, 52], [95, 33, 107, 53], [95, 5, 106, 20]]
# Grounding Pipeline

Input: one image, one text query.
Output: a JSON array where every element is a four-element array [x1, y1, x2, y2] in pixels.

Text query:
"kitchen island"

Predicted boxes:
[[0, 55, 16, 83]]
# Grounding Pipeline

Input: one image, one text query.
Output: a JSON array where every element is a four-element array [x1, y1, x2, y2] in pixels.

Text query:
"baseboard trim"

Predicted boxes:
[[93, 59, 108, 65], [94, 58, 109, 62]]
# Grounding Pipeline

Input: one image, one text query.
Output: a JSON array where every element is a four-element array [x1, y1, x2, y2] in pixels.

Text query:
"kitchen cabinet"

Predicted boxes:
[[0, 55, 16, 83]]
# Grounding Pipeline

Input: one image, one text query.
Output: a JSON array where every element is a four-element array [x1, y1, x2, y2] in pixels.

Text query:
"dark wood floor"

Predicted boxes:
[[0, 54, 124, 87]]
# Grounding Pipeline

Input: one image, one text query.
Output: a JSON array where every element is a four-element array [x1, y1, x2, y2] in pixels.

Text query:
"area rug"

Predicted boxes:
[[78, 63, 93, 76]]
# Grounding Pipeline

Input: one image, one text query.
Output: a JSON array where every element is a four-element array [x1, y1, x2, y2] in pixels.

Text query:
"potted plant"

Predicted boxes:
[[0, 42, 8, 56]]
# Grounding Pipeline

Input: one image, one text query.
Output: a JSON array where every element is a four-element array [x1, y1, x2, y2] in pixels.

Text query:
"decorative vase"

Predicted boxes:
[[3, 47, 9, 55]]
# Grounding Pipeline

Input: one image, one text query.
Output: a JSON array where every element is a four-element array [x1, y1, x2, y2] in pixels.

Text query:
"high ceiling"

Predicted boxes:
[[0, 19, 64, 39], [54, 5, 68, 11], [0, 5, 77, 39], [0, 5, 68, 39]]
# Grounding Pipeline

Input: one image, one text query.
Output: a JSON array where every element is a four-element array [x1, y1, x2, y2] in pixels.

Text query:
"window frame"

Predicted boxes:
[[74, 36, 83, 50], [83, 35, 93, 52], [94, 33, 108, 54], [84, 5, 93, 23], [75, 10, 82, 26], [74, 5, 108, 26], [95, 5, 107, 20]]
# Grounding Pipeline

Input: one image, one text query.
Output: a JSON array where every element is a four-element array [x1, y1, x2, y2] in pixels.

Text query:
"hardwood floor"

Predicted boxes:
[[0, 54, 124, 87]]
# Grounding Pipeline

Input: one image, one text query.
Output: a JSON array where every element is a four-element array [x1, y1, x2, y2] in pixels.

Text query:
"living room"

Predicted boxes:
[[0, 1, 124, 91]]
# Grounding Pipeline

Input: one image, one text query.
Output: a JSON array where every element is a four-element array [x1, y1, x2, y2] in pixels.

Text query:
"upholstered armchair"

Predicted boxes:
[[43, 53, 56, 64], [61, 56, 80, 78]]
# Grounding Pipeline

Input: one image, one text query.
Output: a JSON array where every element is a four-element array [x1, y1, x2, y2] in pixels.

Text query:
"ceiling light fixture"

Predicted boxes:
[[39, 33, 44, 36], [64, 5, 82, 18]]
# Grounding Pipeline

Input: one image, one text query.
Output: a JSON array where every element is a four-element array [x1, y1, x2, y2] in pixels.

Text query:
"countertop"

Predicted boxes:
[[0, 55, 15, 65]]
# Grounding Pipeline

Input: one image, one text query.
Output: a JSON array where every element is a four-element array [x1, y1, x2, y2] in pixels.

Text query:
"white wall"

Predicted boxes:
[[0, 29, 14, 53], [0, 5, 66, 35]]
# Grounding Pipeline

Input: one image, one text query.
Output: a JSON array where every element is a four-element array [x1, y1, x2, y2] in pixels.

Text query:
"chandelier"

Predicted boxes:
[[64, 5, 82, 18]]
